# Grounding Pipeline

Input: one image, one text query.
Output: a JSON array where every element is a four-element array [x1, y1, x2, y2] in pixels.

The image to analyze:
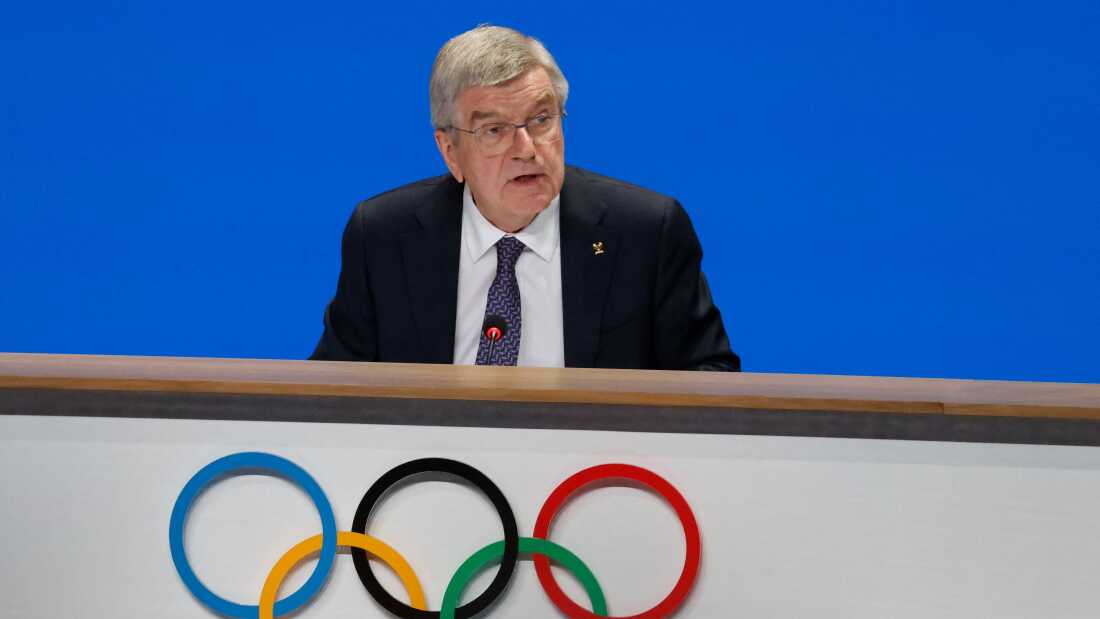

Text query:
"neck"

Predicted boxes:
[[470, 194, 537, 233], [484, 212, 533, 234]]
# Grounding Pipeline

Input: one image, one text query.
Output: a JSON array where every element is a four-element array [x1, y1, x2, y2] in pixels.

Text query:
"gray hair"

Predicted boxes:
[[429, 25, 569, 130]]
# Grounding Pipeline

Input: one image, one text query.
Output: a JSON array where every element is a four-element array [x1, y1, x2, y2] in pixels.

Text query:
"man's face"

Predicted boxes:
[[435, 67, 565, 233]]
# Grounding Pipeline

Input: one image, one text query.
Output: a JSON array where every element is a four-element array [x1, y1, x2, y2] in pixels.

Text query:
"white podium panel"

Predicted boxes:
[[2, 413, 1100, 618]]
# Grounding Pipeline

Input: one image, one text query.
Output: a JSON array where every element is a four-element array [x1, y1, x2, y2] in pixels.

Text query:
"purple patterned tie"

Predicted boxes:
[[476, 236, 525, 365]]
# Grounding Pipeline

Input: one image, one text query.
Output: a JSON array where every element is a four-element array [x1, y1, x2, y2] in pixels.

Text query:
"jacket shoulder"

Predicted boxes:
[[566, 166, 679, 225], [351, 173, 456, 232]]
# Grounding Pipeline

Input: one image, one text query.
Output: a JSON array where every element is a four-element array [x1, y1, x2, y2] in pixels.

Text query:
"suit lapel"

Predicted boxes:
[[560, 167, 618, 367], [400, 177, 463, 363]]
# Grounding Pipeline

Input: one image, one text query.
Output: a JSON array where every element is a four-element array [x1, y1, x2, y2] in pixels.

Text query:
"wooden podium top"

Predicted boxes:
[[2, 353, 1099, 445]]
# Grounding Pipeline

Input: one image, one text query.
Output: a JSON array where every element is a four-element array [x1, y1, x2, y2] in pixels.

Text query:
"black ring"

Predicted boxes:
[[351, 458, 519, 619]]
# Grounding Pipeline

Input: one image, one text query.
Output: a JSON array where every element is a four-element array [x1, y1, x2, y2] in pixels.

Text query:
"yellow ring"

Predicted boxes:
[[260, 531, 427, 618]]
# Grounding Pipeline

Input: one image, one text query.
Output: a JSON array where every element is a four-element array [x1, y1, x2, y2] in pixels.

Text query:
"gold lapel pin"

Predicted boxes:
[[592, 241, 605, 255]]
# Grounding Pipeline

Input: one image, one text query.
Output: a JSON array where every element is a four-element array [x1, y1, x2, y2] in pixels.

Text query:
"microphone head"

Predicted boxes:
[[482, 315, 508, 341]]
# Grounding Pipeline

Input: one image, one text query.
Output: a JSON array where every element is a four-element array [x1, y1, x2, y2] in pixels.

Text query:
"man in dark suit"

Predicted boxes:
[[311, 25, 738, 371]]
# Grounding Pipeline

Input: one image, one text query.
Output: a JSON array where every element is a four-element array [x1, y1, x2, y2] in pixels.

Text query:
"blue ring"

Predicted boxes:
[[168, 452, 337, 618]]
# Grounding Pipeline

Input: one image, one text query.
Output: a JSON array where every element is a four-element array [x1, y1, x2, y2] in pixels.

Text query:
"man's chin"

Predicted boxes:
[[499, 194, 552, 227], [502, 187, 544, 205]]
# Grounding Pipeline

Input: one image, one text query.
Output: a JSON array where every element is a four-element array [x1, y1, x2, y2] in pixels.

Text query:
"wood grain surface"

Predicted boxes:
[[1, 353, 1097, 420]]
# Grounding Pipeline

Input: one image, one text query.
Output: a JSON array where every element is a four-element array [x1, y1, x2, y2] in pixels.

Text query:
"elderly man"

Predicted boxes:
[[311, 25, 739, 370]]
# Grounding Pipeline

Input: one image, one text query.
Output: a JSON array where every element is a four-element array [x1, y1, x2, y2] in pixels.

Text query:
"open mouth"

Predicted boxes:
[[510, 173, 543, 185]]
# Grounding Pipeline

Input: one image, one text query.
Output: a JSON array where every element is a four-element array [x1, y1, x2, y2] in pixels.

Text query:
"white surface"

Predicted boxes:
[[1, 414, 1099, 618]]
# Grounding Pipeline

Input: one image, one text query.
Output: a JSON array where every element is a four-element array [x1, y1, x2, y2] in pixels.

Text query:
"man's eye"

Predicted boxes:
[[482, 124, 505, 136], [531, 115, 550, 126]]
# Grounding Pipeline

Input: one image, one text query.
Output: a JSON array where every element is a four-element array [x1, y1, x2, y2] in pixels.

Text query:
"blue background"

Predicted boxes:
[[2, 1, 1097, 381]]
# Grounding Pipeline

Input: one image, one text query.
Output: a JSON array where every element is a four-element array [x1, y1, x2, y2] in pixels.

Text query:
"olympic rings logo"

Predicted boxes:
[[169, 452, 701, 619]]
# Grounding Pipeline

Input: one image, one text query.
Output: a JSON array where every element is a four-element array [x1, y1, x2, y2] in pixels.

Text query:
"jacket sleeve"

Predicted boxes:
[[653, 200, 741, 371], [310, 205, 379, 361]]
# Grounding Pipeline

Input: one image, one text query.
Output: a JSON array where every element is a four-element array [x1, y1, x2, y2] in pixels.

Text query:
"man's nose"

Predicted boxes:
[[509, 125, 537, 159]]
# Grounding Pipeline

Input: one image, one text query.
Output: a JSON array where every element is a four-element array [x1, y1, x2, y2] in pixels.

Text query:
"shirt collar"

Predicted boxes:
[[462, 184, 560, 264]]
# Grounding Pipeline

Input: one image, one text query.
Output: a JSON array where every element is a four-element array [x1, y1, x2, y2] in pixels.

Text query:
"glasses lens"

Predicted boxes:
[[474, 115, 562, 152], [477, 123, 511, 151], [530, 115, 561, 144], [528, 115, 552, 136]]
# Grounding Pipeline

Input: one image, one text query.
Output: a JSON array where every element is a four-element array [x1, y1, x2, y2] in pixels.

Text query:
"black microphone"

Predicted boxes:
[[481, 315, 508, 363]]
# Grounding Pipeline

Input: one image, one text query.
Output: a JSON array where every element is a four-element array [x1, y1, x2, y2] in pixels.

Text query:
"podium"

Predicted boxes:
[[2, 353, 1099, 618]]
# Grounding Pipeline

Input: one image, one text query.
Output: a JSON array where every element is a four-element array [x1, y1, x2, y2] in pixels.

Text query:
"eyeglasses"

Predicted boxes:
[[448, 112, 566, 154]]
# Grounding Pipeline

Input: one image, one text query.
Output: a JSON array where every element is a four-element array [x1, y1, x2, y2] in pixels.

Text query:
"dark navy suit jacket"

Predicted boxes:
[[311, 166, 739, 370]]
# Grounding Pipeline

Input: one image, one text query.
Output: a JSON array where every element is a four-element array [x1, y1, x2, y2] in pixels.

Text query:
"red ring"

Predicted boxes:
[[532, 463, 701, 619]]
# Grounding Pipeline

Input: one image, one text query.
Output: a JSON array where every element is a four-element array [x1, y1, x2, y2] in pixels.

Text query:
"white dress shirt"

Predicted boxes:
[[452, 184, 565, 367]]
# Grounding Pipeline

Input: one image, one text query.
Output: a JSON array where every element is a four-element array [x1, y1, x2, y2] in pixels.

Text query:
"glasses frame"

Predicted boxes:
[[447, 111, 567, 152]]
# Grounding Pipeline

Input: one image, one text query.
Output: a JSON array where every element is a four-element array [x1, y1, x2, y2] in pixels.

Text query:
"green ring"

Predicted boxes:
[[441, 537, 608, 618]]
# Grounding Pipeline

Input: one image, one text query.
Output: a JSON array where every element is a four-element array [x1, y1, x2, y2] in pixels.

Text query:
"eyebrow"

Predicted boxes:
[[469, 109, 502, 124], [468, 93, 557, 124]]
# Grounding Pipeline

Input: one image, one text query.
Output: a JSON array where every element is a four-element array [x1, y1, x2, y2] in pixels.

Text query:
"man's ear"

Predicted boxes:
[[434, 129, 464, 183]]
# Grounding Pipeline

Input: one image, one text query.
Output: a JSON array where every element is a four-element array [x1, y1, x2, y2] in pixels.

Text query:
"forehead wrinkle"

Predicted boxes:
[[464, 85, 558, 126]]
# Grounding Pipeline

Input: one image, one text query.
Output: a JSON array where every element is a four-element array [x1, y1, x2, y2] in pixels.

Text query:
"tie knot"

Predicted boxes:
[[496, 236, 525, 267]]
